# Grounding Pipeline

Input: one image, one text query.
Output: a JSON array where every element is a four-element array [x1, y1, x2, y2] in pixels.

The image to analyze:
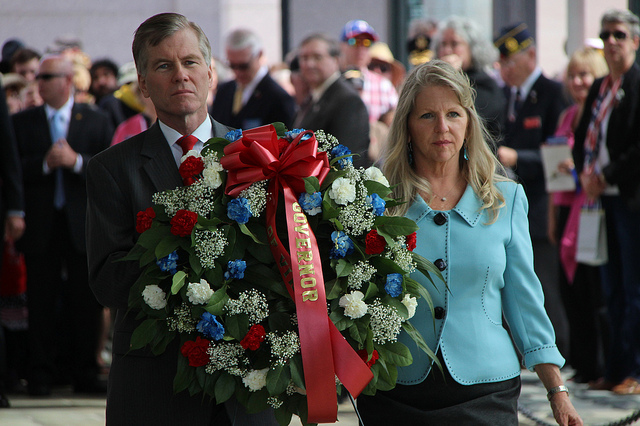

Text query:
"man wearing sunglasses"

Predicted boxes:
[[339, 19, 398, 126], [12, 54, 113, 396], [573, 8, 640, 396], [211, 28, 295, 130]]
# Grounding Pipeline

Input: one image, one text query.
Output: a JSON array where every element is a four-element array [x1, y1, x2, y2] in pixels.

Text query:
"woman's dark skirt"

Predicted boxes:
[[357, 361, 521, 426]]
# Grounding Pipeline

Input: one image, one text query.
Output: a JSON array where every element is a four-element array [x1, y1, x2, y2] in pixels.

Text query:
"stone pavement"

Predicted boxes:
[[1, 369, 639, 425]]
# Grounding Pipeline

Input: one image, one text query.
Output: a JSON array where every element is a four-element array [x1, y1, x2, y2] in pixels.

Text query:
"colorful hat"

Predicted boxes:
[[494, 23, 534, 58], [341, 20, 379, 42]]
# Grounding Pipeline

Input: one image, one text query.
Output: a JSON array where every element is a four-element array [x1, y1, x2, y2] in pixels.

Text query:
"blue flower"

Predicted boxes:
[[225, 129, 243, 142], [385, 273, 403, 298], [156, 251, 178, 274], [285, 129, 311, 141], [197, 312, 225, 341], [299, 192, 323, 216], [227, 197, 252, 224], [224, 259, 247, 280], [367, 194, 386, 216], [331, 145, 353, 168], [330, 231, 355, 259]]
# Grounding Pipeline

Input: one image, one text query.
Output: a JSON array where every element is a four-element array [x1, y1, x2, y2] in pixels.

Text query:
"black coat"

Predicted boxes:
[[573, 63, 640, 210], [211, 73, 296, 130]]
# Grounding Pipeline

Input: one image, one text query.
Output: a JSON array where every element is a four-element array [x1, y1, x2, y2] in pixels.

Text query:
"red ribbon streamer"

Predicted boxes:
[[221, 125, 372, 423]]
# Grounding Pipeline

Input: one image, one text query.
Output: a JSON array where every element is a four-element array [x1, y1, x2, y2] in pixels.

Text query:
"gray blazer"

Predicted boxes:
[[87, 118, 242, 425]]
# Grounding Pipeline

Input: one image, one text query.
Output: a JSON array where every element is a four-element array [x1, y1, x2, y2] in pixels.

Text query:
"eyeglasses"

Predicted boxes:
[[347, 38, 372, 48], [368, 62, 391, 73], [599, 30, 629, 41], [36, 73, 66, 81], [228, 62, 251, 71]]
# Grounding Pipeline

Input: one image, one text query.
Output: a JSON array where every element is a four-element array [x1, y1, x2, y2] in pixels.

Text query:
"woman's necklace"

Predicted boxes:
[[432, 175, 463, 202]]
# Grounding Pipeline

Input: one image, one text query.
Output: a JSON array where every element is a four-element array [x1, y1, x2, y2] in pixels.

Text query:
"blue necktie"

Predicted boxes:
[[50, 112, 66, 209]]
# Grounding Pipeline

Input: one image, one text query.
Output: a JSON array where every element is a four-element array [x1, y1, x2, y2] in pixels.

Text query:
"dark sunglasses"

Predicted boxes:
[[599, 30, 629, 41], [229, 62, 251, 71], [36, 73, 66, 81], [368, 62, 391, 73]]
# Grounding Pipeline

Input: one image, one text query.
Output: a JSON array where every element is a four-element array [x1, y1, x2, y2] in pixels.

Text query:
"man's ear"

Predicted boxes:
[[138, 73, 150, 98]]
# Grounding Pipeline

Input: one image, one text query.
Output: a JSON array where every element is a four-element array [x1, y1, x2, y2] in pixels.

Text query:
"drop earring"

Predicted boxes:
[[407, 141, 414, 166], [463, 140, 469, 161]]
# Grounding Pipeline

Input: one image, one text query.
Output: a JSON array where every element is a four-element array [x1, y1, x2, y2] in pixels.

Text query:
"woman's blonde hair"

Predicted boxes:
[[567, 47, 609, 82], [383, 59, 508, 222]]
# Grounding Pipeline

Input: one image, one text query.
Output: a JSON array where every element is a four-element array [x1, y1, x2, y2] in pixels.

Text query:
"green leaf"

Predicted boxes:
[[267, 364, 291, 395], [363, 180, 392, 198], [374, 216, 419, 237], [289, 355, 306, 390], [129, 318, 159, 351], [329, 308, 353, 331], [325, 278, 343, 300], [205, 286, 229, 316], [348, 319, 369, 346], [155, 234, 184, 259], [405, 276, 435, 322], [402, 321, 440, 369], [173, 355, 195, 394], [274, 407, 293, 426], [369, 255, 405, 275], [376, 341, 413, 367], [335, 259, 352, 278], [321, 190, 340, 220], [411, 251, 445, 288], [246, 388, 270, 413], [214, 372, 236, 403], [272, 121, 287, 137], [225, 313, 249, 340], [363, 281, 379, 300], [171, 270, 187, 295], [239, 222, 263, 244], [303, 176, 320, 193]]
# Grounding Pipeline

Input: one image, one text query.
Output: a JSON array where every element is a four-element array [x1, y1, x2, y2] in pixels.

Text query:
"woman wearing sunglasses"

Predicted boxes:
[[572, 8, 640, 395]]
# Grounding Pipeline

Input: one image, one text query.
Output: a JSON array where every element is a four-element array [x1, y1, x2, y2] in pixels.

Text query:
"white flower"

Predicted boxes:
[[181, 150, 202, 163], [328, 177, 356, 205], [401, 294, 418, 319], [242, 368, 269, 392], [339, 291, 367, 319], [202, 160, 224, 189], [364, 166, 390, 187], [142, 285, 167, 310], [186, 279, 214, 305]]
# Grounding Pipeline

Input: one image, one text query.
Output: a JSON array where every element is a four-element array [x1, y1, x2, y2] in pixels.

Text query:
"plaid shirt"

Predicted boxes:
[[360, 68, 398, 122]]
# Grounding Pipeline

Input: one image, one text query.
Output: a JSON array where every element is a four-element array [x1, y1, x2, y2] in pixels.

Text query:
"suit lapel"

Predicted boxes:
[[140, 123, 182, 193]]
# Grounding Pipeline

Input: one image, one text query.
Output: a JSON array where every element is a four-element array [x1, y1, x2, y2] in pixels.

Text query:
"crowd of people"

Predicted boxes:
[[0, 7, 637, 425]]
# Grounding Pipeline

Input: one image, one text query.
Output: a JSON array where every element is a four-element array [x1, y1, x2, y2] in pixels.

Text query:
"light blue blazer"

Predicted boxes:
[[398, 181, 564, 385]]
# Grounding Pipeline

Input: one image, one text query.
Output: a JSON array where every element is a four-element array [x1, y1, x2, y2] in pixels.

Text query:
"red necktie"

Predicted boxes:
[[176, 134, 198, 155]]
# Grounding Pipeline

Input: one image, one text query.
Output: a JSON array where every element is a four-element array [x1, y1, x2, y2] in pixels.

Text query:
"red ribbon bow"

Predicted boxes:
[[220, 125, 372, 423]]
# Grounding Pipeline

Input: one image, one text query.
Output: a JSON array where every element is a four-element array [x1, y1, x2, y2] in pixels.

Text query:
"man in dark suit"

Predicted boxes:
[[572, 9, 640, 394], [211, 28, 295, 130], [0, 85, 26, 408], [493, 23, 569, 356], [12, 54, 113, 395], [295, 33, 370, 168], [87, 13, 277, 426]]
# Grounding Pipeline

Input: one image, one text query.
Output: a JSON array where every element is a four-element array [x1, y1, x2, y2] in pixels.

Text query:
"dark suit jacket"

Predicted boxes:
[[86, 118, 233, 425], [573, 63, 640, 209], [0, 88, 24, 219], [501, 73, 567, 239], [12, 102, 113, 254], [211, 73, 296, 130], [467, 68, 506, 142], [296, 77, 371, 168]]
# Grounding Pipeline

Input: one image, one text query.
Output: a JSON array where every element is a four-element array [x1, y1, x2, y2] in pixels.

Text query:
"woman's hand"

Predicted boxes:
[[579, 171, 606, 201], [549, 392, 583, 426]]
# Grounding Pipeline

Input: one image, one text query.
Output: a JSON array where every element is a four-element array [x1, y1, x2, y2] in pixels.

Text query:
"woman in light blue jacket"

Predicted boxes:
[[358, 60, 582, 425]]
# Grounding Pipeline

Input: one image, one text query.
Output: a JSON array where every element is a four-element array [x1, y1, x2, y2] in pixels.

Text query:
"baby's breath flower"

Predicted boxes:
[[338, 198, 375, 236], [239, 181, 268, 217], [194, 228, 228, 270], [347, 261, 377, 290], [315, 130, 339, 154], [153, 189, 187, 217], [225, 289, 269, 325], [205, 342, 248, 376], [368, 299, 403, 344], [267, 397, 283, 409], [185, 182, 217, 217], [267, 331, 300, 366], [167, 303, 196, 333], [385, 237, 417, 273]]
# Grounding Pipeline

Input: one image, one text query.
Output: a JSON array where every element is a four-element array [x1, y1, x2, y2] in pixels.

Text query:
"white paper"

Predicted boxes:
[[541, 144, 576, 192]]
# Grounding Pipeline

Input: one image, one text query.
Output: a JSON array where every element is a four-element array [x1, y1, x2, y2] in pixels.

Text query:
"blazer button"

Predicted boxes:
[[434, 258, 447, 271], [434, 306, 446, 320], [434, 212, 447, 226]]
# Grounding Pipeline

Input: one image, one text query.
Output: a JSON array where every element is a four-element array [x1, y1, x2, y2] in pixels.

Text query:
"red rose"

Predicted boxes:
[[357, 349, 379, 368], [179, 156, 205, 186], [406, 232, 417, 251], [365, 229, 386, 255], [240, 324, 266, 351], [136, 207, 156, 233], [180, 336, 211, 367], [277, 138, 290, 155], [170, 209, 198, 237]]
